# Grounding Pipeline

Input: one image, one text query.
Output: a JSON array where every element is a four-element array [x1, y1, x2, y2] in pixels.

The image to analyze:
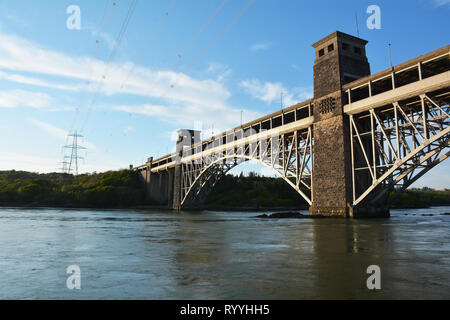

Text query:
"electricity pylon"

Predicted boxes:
[[58, 157, 71, 174], [63, 131, 87, 176]]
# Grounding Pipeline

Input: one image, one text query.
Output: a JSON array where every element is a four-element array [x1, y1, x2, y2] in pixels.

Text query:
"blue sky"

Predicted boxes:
[[0, 0, 448, 187]]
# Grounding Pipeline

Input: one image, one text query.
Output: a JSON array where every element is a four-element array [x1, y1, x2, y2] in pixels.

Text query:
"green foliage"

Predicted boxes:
[[389, 189, 450, 208], [205, 172, 450, 209], [205, 172, 310, 208], [0, 170, 144, 208], [1, 169, 448, 209]]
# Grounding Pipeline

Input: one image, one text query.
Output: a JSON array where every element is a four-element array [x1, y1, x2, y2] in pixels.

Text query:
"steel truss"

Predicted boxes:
[[349, 92, 450, 206], [180, 128, 313, 207]]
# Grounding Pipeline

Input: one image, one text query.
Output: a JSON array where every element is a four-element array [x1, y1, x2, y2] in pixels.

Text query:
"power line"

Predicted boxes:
[[83, 0, 255, 169], [107, 0, 228, 126], [125, 0, 230, 106], [159, 0, 256, 101], [80, 0, 140, 133], [115, 0, 252, 146], [81, 0, 139, 132], [62, 0, 118, 172], [85, 0, 180, 141], [97, 0, 230, 152], [163, 0, 229, 75], [120, 0, 178, 90], [68, 0, 118, 136]]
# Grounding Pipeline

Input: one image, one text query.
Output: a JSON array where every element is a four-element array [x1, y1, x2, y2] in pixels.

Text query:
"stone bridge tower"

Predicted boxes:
[[309, 31, 373, 217]]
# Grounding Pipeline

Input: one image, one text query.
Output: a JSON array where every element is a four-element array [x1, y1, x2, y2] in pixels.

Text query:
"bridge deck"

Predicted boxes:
[[136, 44, 449, 173], [137, 99, 314, 172], [343, 45, 449, 106]]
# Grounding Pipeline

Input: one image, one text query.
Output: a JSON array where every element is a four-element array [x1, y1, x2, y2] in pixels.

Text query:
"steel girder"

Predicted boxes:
[[179, 127, 313, 207], [349, 91, 450, 206]]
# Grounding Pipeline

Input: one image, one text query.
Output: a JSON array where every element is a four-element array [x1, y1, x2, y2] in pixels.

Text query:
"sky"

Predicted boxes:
[[0, 0, 448, 188]]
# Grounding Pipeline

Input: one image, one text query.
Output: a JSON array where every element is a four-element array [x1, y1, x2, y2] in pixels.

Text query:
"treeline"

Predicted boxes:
[[0, 170, 449, 209], [205, 172, 450, 209], [0, 170, 146, 208], [389, 188, 450, 208], [205, 172, 310, 208]]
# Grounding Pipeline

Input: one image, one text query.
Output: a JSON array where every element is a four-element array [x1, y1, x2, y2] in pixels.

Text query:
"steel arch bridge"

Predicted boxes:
[[135, 32, 449, 218], [177, 91, 449, 209]]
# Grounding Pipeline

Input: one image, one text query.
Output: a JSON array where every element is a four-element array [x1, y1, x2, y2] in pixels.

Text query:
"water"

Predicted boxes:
[[0, 207, 449, 300]]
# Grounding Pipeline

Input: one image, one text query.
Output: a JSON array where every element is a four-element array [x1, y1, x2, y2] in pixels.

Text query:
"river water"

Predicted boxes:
[[0, 207, 449, 300]]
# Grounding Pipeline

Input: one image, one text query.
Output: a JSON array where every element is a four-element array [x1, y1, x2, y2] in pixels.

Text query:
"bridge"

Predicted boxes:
[[134, 31, 449, 218]]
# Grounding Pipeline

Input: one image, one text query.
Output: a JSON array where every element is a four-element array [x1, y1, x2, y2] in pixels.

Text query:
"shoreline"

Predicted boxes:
[[0, 203, 309, 212], [0, 203, 449, 212]]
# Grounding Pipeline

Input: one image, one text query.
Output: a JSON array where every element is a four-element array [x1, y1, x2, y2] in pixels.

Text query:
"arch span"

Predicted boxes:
[[179, 129, 313, 208]]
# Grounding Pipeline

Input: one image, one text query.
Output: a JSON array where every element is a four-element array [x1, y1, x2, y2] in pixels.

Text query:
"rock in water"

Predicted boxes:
[[254, 212, 312, 219]]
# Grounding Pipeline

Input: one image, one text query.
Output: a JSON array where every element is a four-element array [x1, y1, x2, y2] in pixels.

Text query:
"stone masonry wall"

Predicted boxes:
[[311, 114, 348, 210], [313, 52, 341, 99]]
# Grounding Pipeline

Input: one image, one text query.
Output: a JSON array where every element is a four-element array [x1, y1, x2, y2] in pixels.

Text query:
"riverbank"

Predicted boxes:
[[2, 202, 450, 213], [0, 170, 146, 209], [1, 170, 449, 210]]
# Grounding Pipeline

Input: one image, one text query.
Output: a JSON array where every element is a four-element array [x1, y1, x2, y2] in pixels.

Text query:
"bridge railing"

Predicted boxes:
[[181, 101, 313, 156], [140, 100, 315, 172], [343, 45, 449, 107]]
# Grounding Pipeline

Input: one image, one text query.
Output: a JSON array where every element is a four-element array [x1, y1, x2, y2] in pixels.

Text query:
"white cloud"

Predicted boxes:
[[28, 118, 68, 140], [114, 103, 262, 135], [0, 152, 62, 173], [27, 118, 96, 150], [0, 32, 269, 144], [240, 79, 283, 104], [0, 86, 73, 112], [250, 42, 271, 52], [240, 79, 313, 107], [0, 151, 121, 174], [3, 13, 29, 28], [0, 32, 231, 110], [0, 70, 84, 92], [433, 0, 450, 6], [207, 62, 232, 82], [0, 89, 52, 109]]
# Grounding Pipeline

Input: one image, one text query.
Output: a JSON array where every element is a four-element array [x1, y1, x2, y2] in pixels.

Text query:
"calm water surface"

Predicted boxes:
[[0, 207, 449, 299]]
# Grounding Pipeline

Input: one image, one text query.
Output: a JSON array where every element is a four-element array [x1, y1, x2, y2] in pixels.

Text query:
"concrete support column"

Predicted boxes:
[[172, 165, 182, 210], [145, 157, 153, 199], [309, 31, 372, 217], [168, 168, 174, 208]]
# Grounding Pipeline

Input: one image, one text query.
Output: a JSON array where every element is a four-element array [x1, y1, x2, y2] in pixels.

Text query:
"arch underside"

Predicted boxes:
[[180, 128, 313, 208], [350, 91, 450, 206]]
